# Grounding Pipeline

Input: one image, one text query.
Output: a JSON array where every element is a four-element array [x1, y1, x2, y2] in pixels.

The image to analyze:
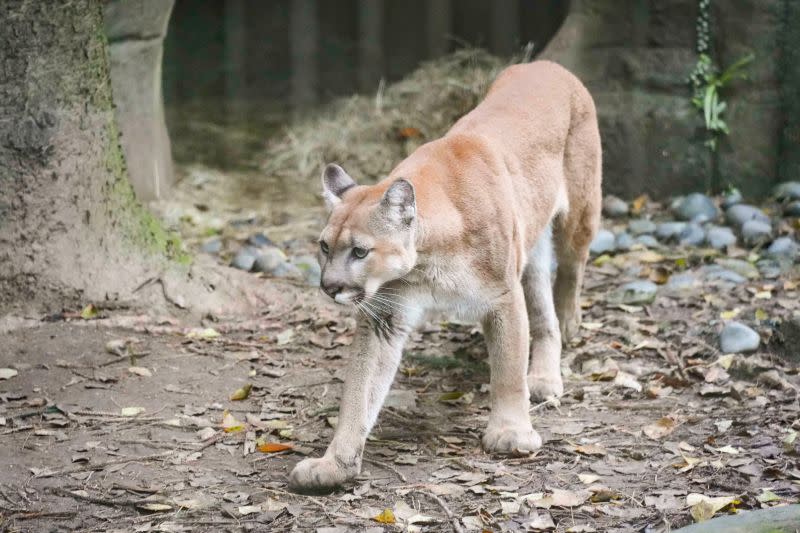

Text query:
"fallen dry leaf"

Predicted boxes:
[[373, 508, 396, 524], [230, 383, 252, 401], [257, 442, 293, 453]]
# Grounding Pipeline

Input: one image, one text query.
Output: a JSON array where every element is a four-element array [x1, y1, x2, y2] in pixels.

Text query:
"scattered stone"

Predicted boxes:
[[679, 224, 705, 247], [674, 193, 719, 221], [628, 219, 657, 235], [615, 232, 635, 251], [602, 195, 629, 218], [765, 237, 799, 258], [741, 219, 772, 246], [247, 232, 274, 247], [702, 266, 746, 284], [656, 222, 687, 242], [784, 201, 800, 217], [721, 188, 743, 209], [725, 204, 769, 228], [756, 258, 785, 279], [715, 258, 759, 279], [292, 254, 322, 286], [200, 238, 222, 254], [705, 226, 736, 249], [272, 262, 303, 278], [590, 229, 616, 254], [774, 181, 800, 201], [230, 247, 258, 271], [665, 272, 698, 292], [612, 280, 658, 305], [720, 321, 760, 354], [253, 247, 288, 274], [635, 235, 660, 248]]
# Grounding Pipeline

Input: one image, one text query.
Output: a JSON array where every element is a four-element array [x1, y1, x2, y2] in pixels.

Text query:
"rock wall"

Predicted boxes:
[[542, 0, 793, 199], [105, 0, 175, 201]]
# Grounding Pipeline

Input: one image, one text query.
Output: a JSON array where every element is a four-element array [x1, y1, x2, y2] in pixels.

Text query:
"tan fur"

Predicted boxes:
[[290, 60, 601, 493]]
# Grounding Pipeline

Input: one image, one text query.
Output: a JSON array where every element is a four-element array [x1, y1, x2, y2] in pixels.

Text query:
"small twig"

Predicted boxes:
[[411, 490, 465, 533], [363, 457, 407, 482], [0, 425, 34, 435], [49, 487, 145, 508], [11, 510, 78, 521], [35, 451, 175, 477]]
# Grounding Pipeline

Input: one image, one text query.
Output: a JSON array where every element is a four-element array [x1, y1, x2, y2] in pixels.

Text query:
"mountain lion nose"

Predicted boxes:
[[322, 283, 342, 299]]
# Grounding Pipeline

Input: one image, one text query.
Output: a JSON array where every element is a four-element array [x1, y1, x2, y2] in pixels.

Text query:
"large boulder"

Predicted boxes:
[[104, 0, 175, 201]]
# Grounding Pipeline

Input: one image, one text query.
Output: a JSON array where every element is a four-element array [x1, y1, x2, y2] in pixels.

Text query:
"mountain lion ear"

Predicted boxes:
[[381, 178, 416, 225], [321, 164, 356, 209]]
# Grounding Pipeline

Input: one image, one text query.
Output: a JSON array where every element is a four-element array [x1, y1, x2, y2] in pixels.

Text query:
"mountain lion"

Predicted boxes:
[[289, 60, 601, 492]]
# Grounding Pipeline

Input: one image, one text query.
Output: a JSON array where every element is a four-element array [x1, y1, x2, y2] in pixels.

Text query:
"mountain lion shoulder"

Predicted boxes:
[[289, 60, 602, 492]]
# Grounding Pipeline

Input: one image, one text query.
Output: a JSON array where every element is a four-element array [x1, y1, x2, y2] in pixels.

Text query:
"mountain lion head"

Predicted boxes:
[[318, 163, 417, 305]]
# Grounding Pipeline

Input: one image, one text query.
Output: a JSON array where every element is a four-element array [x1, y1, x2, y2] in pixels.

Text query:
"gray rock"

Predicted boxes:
[[702, 266, 746, 284], [725, 204, 770, 228], [716, 258, 760, 279], [589, 229, 616, 254], [674, 193, 719, 221], [679, 223, 705, 246], [635, 235, 661, 248], [741, 219, 772, 246], [602, 195, 629, 218], [247, 232, 274, 247], [774, 181, 800, 201], [721, 189, 743, 209], [615, 232, 635, 251], [720, 321, 760, 354], [705, 226, 736, 249], [253, 246, 288, 274], [784, 201, 800, 217], [613, 280, 658, 305], [272, 262, 303, 278], [292, 254, 322, 286], [628, 219, 657, 235], [756, 258, 785, 279], [200, 238, 222, 254], [656, 222, 687, 241], [766, 236, 799, 258], [230, 247, 258, 271], [665, 272, 698, 292]]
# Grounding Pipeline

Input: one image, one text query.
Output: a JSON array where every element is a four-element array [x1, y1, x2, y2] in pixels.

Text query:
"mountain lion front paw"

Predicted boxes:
[[528, 374, 564, 402], [482, 423, 542, 456], [288, 457, 356, 494]]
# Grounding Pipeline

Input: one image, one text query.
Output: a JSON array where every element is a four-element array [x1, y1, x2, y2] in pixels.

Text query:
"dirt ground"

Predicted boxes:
[[2, 231, 799, 532]]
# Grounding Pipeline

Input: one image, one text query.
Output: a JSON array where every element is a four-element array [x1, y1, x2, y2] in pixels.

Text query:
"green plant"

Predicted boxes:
[[688, 0, 754, 151], [690, 53, 754, 150]]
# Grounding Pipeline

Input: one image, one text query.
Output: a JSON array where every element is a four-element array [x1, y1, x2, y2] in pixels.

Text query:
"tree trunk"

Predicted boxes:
[[0, 0, 275, 318]]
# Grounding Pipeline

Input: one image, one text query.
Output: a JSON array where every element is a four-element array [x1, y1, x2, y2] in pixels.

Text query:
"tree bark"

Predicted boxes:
[[0, 0, 277, 318]]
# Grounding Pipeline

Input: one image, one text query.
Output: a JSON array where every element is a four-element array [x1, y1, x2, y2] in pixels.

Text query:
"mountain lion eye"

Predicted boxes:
[[352, 247, 369, 259], [320, 241, 329, 255]]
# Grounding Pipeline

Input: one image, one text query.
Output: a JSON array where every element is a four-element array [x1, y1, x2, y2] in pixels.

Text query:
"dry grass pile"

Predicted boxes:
[[262, 48, 510, 185]]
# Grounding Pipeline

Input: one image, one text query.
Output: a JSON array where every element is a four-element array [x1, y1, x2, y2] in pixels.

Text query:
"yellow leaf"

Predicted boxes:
[[438, 391, 464, 402], [593, 254, 612, 266], [755, 309, 768, 321], [639, 251, 665, 263], [257, 442, 293, 453], [754, 290, 772, 300], [80, 304, 98, 320], [374, 508, 396, 524], [221, 410, 245, 433], [720, 308, 741, 320], [186, 328, 221, 339], [631, 194, 648, 215], [230, 383, 252, 401]]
